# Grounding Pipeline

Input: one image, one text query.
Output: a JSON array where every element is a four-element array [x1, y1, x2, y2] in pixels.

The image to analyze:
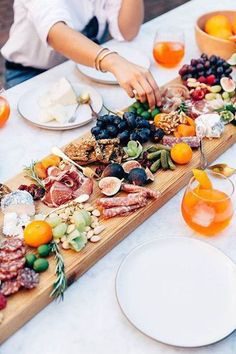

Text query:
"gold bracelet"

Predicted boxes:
[[98, 50, 118, 73], [94, 47, 109, 71]]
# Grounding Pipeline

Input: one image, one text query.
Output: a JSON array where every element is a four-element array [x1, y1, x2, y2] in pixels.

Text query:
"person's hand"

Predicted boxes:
[[101, 54, 161, 109]]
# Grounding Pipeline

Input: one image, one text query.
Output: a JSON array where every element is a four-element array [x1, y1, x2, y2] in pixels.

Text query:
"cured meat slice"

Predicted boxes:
[[121, 184, 160, 199], [17, 268, 39, 289], [162, 136, 200, 148], [0, 279, 21, 296], [0, 246, 26, 262], [0, 271, 18, 281], [0, 257, 25, 273], [42, 181, 73, 207], [97, 193, 147, 208], [72, 178, 93, 198], [0, 238, 23, 252], [103, 203, 147, 218]]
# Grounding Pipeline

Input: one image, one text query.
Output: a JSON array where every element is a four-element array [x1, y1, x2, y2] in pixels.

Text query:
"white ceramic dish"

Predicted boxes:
[[17, 83, 103, 130], [116, 237, 236, 347], [77, 42, 150, 84]]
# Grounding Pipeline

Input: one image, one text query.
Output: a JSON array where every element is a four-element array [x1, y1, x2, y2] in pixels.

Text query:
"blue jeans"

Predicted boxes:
[[5, 67, 46, 89]]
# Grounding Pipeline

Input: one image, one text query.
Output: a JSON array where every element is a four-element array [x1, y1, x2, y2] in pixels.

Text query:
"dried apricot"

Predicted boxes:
[[41, 155, 61, 169], [34, 162, 47, 179]]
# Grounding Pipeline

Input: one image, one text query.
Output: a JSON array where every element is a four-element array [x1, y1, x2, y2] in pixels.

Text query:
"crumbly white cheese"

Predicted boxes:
[[1, 191, 35, 216], [195, 113, 224, 139], [39, 104, 70, 123], [38, 77, 77, 108]]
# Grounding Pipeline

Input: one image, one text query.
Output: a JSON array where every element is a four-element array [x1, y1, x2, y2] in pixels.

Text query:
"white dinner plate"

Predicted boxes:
[[116, 237, 236, 347], [77, 42, 150, 84], [17, 83, 103, 130]]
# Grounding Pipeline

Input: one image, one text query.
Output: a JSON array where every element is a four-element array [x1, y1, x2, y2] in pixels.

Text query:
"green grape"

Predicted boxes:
[[53, 223, 67, 239], [46, 215, 62, 228]]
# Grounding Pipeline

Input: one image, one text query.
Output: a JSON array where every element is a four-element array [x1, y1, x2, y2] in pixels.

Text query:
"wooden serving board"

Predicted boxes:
[[1, 80, 236, 343]]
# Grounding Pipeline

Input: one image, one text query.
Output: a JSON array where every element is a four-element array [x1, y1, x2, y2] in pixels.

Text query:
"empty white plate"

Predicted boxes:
[[77, 42, 150, 84], [116, 237, 236, 347], [18, 83, 103, 130]]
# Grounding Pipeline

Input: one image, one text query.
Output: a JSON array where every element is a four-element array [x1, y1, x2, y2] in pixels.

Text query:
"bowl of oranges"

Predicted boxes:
[[195, 11, 236, 60]]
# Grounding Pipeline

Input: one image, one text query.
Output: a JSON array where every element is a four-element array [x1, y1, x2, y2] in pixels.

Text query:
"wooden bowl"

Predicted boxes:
[[195, 11, 236, 60]]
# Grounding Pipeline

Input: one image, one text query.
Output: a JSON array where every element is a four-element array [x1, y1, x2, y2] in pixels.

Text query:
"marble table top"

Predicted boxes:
[[1, 0, 236, 353]]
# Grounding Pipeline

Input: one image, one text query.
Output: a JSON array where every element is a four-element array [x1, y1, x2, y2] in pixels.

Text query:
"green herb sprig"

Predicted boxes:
[[24, 161, 45, 189], [50, 241, 67, 301]]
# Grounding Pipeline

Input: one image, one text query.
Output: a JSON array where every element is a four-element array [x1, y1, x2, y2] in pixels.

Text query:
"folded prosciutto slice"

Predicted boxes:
[[42, 164, 93, 207]]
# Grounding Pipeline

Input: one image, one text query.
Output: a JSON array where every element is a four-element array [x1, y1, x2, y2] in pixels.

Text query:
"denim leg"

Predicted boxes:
[[5, 68, 45, 89]]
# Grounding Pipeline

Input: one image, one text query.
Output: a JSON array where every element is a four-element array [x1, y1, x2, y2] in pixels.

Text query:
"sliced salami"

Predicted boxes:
[[0, 246, 26, 262], [97, 193, 147, 208], [0, 279, 21, 296], [103, 202, 147, 218], [121, 184, 160, 199], [0, 238, 23, 252], [17, 268, 39, 289], [0, 271, 18, 281], [0, 257, 25, 273]]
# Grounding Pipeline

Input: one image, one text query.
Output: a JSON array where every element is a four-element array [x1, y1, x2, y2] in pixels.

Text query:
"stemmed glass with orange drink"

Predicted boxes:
[[0, 88, 10, 128], [181, 169, 234, 236], [153, 27, 185, 68]]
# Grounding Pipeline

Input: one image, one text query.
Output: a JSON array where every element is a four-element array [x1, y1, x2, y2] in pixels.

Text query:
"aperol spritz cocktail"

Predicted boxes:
[[0, 89, 10, 127], [153, 28, 185, 68], [181, 171, 234, 236]]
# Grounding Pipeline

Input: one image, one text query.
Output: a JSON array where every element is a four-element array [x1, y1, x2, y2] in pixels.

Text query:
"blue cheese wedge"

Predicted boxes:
[[39, 77, 77, 108], [1, 191, 35, 216], [195, 113, 224, 139]]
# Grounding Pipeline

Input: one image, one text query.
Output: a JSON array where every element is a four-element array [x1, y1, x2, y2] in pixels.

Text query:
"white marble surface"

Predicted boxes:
[[1, 0, 236, 353]]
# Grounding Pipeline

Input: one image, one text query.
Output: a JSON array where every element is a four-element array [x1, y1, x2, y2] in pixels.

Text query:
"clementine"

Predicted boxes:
[[24, 221, 53, 248], [170, 142, 193, 165]]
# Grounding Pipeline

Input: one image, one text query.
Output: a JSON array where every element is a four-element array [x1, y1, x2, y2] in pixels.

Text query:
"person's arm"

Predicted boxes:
[[118, 0, 144, 40], [48, 22, 161, 108]]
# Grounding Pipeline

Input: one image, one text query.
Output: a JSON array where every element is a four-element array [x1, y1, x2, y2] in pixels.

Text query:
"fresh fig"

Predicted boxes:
[[102, 163, 125, 179], [122, 161, 141, 174], [128, 168, 147, 186], [98, 177, 121, 196], [145, 167, 155, 182], [220, 77, 236, 93]]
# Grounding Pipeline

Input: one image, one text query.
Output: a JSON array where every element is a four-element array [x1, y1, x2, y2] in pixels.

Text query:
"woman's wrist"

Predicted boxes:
[[99, 52, 121, 73]]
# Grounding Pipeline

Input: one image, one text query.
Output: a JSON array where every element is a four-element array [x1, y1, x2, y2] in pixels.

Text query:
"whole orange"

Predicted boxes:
[[24, 221, 53, 247], [170, 142, 193, 165], [205, 15, 232, 34]]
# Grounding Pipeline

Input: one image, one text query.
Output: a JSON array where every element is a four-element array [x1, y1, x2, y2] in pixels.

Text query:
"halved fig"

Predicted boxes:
[[98, 177, 121, 196], [220, 77, 236, 93], [122, 161, 141, 174], [145, 167, 155, 182]]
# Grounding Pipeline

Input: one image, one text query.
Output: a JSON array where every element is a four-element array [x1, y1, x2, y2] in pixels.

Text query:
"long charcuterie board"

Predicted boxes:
[[1, 77, 236, 343]]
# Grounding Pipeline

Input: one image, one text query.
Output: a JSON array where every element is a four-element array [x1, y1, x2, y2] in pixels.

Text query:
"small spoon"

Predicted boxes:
[[207, 163, 236, 177], [51, 146, 97, 179], [68, 93, 92, 124], [80, 92, 99, 121]]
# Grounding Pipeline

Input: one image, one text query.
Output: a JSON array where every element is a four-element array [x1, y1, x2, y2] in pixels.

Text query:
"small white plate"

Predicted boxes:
[[77, 42, 150, 84], [116, 237, 236, 347], [17, 83, 103, 130]]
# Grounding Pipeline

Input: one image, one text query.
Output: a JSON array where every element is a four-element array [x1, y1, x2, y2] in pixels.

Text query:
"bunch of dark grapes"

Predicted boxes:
[[138, 151, 152, 169], [18, 184, 45, 200], [179, 53, 232, 85]]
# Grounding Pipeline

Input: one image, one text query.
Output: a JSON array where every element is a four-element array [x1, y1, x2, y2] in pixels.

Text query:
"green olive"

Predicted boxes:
[[151, 107, 161, 118], [132, 101, 142, 109], [25, 253, 37, 268], [141, 111, 151, 120], [33, 258, 49, 273], [37, 244, 52, 257]]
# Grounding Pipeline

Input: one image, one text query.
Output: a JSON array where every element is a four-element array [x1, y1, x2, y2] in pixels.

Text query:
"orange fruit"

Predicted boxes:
[[0, 96, 10, 128], [208, 28, 232, 40], [41, 155, 61, 170], [205, 15, 232, 34], [170, 143, 193, 165], [192, 168, 212, 189], [232, 17, 236, 35], [34, 162, 47, 179], [24, 221, 53, 248]]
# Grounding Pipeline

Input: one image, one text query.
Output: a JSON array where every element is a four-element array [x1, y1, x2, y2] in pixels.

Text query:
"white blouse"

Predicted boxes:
[[1, 0, 124, 69]]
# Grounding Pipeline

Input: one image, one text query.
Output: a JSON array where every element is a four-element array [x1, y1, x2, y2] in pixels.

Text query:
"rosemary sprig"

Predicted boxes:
[[50, 241, 67, 301], [178, 101, 188, 114], [24, 161, 45, 189]]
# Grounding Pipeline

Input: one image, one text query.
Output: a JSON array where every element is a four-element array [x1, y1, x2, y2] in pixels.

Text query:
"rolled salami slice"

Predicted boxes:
[[97, 193, 146, 208], [103, 202, 147, 218], [0, 279, 21, 296], [121, 184, 160, 199]]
